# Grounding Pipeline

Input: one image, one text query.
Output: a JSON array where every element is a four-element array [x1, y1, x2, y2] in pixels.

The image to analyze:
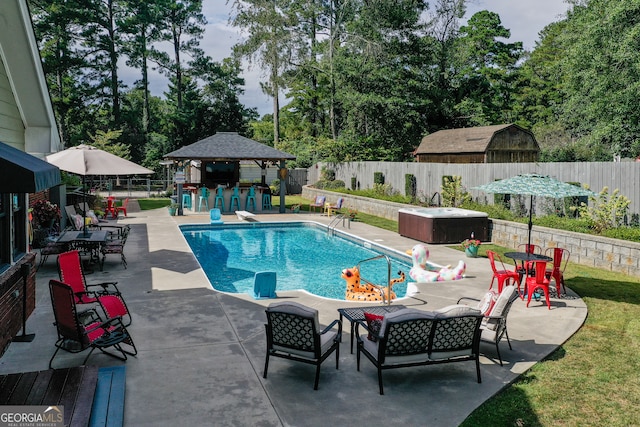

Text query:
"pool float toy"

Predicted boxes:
[[407, 244, 465, 282], [342, 266, 406, 302]]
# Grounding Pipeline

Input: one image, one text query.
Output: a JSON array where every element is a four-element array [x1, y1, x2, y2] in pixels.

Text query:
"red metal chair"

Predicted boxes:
[[545, 247, 570, 296], [525, 261, 551, 309], [105, 197, 117, 219], [517, 244, 543, 276], [48, 279, 136, 368], [487, 250, 520, 293], [57, 250, 131, 326], [116, 198, 129, 217]]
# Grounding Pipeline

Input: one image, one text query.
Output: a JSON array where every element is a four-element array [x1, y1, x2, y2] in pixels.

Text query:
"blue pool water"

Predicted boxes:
[[180, 222, 412, 300]]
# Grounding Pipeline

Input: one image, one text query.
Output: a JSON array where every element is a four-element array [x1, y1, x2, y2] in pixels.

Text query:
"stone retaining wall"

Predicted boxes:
[[302, 186, 640, 276]]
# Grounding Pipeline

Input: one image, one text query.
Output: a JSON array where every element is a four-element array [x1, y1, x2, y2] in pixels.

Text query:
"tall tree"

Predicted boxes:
[[120, 0, 169, 140], [456, 10, 523, 125], [29, 0, 95, 147], [154, 0, 206, 112], [556, 0, 640, 159], [81, 0, 127, 125], [230, 0, 297, 145]]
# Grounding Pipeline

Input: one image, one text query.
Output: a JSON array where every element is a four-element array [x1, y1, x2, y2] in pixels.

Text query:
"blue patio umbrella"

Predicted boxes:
[[473, 174, 596, 247]]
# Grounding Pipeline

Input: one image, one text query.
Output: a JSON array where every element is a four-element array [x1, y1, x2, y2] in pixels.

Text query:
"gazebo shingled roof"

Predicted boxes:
[[164, 132, 296, 161]]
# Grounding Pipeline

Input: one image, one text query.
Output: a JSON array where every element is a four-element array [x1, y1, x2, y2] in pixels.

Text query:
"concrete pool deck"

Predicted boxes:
[[0, 204, 588, 426]]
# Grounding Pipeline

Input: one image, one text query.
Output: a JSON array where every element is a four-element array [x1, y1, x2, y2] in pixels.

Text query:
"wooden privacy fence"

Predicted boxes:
[[309, 161, 640, 216]]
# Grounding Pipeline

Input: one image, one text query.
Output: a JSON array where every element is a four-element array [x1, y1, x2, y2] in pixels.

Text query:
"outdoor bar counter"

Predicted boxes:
[[183, 184, 272, 213], [398, 207, 488, 244]]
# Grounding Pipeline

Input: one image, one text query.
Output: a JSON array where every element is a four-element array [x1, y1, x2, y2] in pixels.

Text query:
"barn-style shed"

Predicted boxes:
[[414, 124, 540, 163]]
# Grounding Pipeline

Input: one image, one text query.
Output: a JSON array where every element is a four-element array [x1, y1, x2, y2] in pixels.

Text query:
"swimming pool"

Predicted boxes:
[[180, 222, 412, 300]]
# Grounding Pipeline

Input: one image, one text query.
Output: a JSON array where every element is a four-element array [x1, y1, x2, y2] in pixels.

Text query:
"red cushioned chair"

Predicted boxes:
[[57, 250, 131, 326], [544, 247, 570, 296], [526, 261, 552, 309], [487, 250, 521, 294], [48, 279, 136, 368]]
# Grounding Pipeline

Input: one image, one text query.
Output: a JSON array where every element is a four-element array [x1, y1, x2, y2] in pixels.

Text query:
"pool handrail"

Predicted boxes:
[[356, 254, 393, 306], [327, 214, 349, 233]]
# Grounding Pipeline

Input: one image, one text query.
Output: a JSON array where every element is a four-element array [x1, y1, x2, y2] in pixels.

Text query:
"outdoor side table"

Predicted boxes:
[[338, 305, 407, 353]]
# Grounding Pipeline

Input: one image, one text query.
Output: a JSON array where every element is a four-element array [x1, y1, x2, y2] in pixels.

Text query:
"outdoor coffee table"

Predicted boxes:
[[338, 305, 407, 353]]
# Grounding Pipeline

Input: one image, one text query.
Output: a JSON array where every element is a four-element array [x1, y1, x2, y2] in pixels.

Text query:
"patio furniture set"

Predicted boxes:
[[38, 202, 131, 270], [263, 242, 569, 393], [488, 245, 570, 309]]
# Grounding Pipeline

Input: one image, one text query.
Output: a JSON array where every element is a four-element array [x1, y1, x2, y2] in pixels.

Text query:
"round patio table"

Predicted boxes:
[[504, 252, 553, 298]]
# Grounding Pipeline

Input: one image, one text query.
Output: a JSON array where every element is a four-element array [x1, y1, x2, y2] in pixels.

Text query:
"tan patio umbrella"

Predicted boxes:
[[47, 144, 154, 236], [46, 144, 154, 176]]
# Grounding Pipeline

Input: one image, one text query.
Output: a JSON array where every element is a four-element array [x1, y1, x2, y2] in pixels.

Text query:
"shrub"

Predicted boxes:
[[314, 179, 345, 190], [405, 174, 417, 200], [321, 167, 335, 181], [374, 172, 385, 185], [441, 175, 471, 207], [351, 177, 357, 191], [577, 187, 631, 232]]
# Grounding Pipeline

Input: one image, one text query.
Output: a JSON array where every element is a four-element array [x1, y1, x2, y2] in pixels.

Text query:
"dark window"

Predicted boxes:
[[12, 194, 26, 260], [0, 194, 9, 270]]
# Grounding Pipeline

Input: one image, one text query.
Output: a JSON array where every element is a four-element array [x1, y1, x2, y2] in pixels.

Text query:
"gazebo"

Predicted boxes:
[[164, 132, 296, 214]]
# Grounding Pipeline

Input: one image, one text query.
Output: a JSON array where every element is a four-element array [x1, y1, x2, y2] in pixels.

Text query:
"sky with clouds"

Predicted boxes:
[[138, 0, 572, 117]]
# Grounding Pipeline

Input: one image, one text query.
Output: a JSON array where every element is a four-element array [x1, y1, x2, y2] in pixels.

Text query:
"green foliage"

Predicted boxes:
[[270, 178, 281, 195], [441, 175, 471, 207], [373, 172, 385, 185], [577, 187, 631, 232], [351, 177, 358, 191], [405, 174, 416, 200], [321, 167, 335, 181], [314, 180, 346, 190]]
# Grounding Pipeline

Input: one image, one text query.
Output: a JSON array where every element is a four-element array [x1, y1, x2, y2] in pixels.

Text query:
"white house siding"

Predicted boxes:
[[0, 55, 25, 148]]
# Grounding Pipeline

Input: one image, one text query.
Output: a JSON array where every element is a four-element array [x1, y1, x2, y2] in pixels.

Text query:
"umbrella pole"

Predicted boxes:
[[82, 176, 89, 237], [528, 195, 533, 248]]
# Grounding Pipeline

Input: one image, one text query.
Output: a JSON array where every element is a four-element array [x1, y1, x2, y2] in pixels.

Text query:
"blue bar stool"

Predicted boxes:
[[197, 187, 210, 212], [262, 191, 272, 210], [245, 186, 257, 211], [182, 193, 192, 210], [214, 187, 225, 212], [230, 186, 241, 211]]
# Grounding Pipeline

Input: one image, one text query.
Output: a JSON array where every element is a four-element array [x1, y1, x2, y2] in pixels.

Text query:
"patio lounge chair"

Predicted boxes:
[[48, 279, 137, 368], [264, 301, 342, 390], [58, 250, 132, 326], [309, 195, 325, 213]]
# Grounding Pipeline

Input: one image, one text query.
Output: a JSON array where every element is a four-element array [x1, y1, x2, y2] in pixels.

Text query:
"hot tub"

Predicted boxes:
[[398, 207, 489, 244]]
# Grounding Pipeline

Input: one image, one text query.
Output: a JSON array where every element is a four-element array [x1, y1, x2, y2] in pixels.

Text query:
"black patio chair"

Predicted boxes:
[[264, 301, 342, 390]]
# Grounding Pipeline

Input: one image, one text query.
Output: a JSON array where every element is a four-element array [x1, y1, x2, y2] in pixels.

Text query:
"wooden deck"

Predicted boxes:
[[0, 365, 124, 427]]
